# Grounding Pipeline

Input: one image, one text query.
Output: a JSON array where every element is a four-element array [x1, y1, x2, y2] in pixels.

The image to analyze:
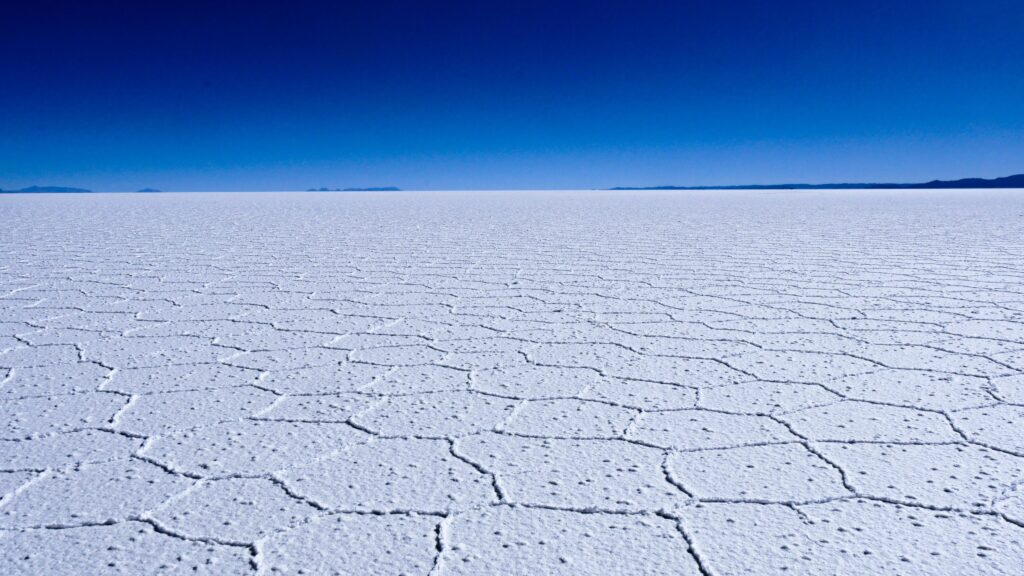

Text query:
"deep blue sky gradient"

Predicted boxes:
[[2, 0, 1023, 190]]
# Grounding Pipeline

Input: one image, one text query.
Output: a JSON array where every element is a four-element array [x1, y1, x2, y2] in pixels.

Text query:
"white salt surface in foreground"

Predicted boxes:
[[2, 189, 1024, 574]]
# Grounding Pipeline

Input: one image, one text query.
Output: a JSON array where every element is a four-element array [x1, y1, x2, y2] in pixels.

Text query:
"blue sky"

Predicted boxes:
[[2, 0, 1022, 190]]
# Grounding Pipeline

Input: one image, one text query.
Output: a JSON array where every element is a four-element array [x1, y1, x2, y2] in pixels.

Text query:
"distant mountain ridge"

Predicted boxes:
[[1, 185, 92, 193], [611, 173, 1024, 190], [3, 175, 1022, 193]]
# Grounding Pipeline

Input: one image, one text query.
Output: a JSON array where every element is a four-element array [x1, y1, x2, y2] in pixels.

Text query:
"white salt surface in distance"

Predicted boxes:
[[1, 189, 1024, 574]]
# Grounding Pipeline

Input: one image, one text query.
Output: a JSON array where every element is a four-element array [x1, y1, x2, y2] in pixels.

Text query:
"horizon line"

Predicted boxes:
[[4, 171, 1024, 194]]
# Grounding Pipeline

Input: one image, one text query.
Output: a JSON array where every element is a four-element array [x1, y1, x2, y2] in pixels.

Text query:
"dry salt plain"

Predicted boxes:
[[2, 189, 1024, 575]]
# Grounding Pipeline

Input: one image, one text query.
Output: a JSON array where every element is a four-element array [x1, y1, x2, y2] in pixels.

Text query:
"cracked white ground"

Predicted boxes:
[[2, 189, 1024, 575]]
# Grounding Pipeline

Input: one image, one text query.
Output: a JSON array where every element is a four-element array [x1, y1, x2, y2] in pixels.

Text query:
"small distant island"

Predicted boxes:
[[137, 188, 162, 193], [611, 173, 1024, 190], [307, 187, 402, 192]]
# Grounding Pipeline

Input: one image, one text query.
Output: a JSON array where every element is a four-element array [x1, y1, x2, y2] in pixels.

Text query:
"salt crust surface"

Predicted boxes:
[[1, 190, 1023, 574]]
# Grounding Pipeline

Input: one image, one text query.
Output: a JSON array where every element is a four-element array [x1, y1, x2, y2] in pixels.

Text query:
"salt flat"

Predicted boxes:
[[2, 189, 1024, 574]]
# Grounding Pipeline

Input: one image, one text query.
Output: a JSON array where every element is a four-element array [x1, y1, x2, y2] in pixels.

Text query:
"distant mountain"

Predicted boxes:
[[307, 186, 401, 192], [1, 185, 92, 193], [137, 188, 162, 192], [904, 174, 1024, 189], [611, 173, 1024, 190]]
